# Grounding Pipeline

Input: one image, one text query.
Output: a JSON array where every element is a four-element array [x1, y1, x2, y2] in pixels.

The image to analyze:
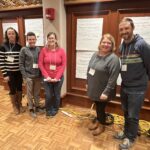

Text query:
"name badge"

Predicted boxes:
[[33, 64, 38, 68], [88, 68, 95, 76], [6, 56, 14, 62], [121, 64, 127, 71], [50, 65, 56, 70]]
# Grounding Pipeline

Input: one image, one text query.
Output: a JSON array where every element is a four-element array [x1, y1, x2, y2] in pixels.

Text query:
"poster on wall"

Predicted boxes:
[[76, 18, 103, 51], [76, 51, 94, 79], [131, 16, 150, 44], [75, 17, 103, 79], [25, 18, 44, 46]]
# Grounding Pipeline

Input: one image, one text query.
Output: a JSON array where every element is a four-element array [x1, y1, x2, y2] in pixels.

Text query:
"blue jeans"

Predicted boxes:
[[43, 76, 64, 115], [120, 86, 146, 141]]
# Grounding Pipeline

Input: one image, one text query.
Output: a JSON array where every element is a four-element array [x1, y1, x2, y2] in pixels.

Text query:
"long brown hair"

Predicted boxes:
[[5, 27, 19, 43]]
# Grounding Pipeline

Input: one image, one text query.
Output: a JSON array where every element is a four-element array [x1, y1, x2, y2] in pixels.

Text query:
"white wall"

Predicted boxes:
[[42, 0, 67, 96]]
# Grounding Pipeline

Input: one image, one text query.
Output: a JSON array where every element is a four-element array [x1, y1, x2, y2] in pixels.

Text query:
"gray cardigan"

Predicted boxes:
[[87, 52, 120, 101], [19, 46, 41, 79]]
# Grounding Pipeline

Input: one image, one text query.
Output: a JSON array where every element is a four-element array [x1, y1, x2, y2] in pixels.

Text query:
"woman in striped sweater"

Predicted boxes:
[[0, 27, 25, 115]]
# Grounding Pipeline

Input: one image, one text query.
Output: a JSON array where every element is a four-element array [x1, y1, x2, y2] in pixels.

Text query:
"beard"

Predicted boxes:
[[121, 33, 133, 42]]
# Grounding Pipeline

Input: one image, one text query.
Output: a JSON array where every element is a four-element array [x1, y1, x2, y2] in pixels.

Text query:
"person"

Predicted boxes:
[[114, 17, 150, 150], [0, 27, 25, 115], [87, 33, 120, 136], [38, 32, 66, 118], [19, 32, 43, 118]]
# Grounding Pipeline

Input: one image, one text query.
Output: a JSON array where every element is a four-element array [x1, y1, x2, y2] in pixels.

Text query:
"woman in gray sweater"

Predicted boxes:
[[87, 33, 120, 136], [19, 32, 42, 118]]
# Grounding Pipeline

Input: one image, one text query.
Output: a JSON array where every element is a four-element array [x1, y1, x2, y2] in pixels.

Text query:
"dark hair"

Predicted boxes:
[[47, 32, 59, 48], [5, 27, 19, 43], [120, 17, 135, 29], [26, 32, 36, 37]]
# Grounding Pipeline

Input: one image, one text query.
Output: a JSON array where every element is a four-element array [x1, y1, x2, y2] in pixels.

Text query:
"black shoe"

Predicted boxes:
[[51, 110, 58, 116], [29, 109, 37, 118], [35, 107, 45, 114]]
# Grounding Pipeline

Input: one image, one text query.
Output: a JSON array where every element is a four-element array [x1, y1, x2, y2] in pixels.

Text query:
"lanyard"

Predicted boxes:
[[28, 47, 39, 63], [9, 43, 15, 52], [121, 45, 131, 64], [49, 50, 56, 66]]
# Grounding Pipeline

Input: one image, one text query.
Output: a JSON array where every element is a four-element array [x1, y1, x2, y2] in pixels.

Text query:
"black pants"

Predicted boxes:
[[95, 101, 107, 125], [8, 71, 23, 95]]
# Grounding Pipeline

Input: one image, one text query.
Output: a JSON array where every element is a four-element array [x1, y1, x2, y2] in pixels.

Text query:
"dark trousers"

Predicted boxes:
[[95, 101, 107, 125], [120, 86, 146, 141], [8, 71, 23, 95], [43, 77, 64, 115]]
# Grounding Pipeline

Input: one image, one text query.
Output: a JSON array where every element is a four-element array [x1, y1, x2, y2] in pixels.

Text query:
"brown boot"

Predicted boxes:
[[88, 119, 99, 130], [17, 91, 25, 113], [10, 95, 20, 115], [92, 124, 105, 136]]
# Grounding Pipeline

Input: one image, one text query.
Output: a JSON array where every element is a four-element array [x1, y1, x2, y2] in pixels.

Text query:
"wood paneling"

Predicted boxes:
[[0, 7, 43, 87], [65, 0, 150, 120]]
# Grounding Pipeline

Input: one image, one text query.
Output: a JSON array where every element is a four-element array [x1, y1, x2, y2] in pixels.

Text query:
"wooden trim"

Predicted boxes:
[[0, 19, 2, 42], [0, 5, 42, 12], [62, 93, 150, 121], [118, 8, 150, 13], [17, 17, 25, 46], [65, 0, 117, 5]]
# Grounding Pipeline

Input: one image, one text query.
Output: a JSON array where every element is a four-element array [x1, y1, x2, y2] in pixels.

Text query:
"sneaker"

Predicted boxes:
[[119, 138, 133, 150], [51, 110, 58, 116], [114, 131, 126, 140]]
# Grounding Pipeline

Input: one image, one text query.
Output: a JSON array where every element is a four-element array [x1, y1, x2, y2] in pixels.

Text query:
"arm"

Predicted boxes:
[[55, 49, 66, 80], [139, 41, 150, 80], [102, 55, 120, 98], [0, 45, 8, 78], [38, 48, 49, 78], [19, 48, 27, 78]]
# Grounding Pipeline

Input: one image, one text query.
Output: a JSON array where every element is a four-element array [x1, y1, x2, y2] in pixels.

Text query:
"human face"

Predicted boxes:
[[99, 37, 112, 55], [7, 29, 16, 43], [119, 21, 134, 43], [47, 34, 57, 48], [27, 36, 36, 48]]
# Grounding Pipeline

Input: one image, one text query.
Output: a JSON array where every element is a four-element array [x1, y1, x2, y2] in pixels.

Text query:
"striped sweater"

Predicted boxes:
[[0, 42, 22, 77]]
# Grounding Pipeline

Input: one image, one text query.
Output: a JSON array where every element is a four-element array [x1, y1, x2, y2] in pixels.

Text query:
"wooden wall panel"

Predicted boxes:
[[0, 7, 43, 88], [65, 0, 150, 120]]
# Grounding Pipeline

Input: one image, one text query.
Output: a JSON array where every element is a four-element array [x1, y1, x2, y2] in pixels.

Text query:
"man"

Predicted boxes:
[[19, 32, 43, 118], [114, 18, 150, 149]]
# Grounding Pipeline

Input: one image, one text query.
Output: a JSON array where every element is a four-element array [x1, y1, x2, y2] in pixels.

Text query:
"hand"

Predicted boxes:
[[46, 77, 52, 82], [4, 76, 9, 82], [51, 78, 58, 82], [99, 93, 108, 101]]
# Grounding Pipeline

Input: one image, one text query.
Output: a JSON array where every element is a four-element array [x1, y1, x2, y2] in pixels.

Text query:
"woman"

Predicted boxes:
[[19, 32, 42, 118], [87, 33, 120, 136], [0, 27, 24, 115], [39, 32, 66, 118]]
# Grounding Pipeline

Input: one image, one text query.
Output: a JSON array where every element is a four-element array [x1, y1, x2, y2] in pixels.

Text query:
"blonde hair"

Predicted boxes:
[[99, 33, 116, 52]]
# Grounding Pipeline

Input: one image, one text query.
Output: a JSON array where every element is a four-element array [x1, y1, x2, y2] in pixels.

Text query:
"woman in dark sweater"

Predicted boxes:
[[0, 27, 25, 115], [87, 33, 120, 136]]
